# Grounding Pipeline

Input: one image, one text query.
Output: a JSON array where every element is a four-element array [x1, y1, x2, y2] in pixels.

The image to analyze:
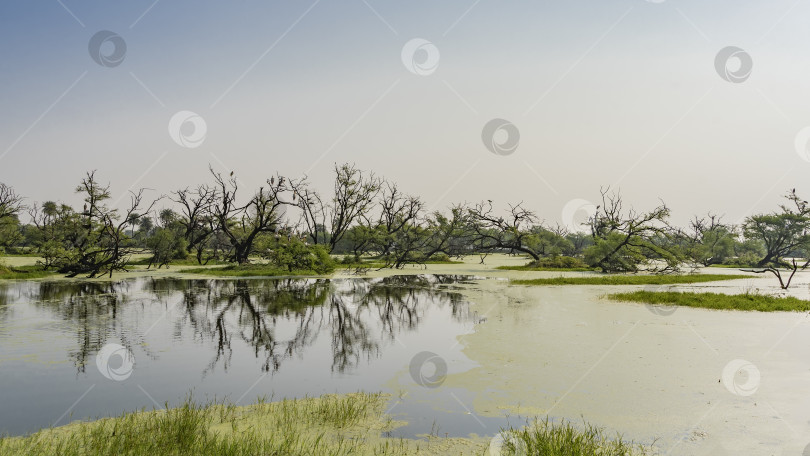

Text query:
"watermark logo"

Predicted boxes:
[[168, 111, 207, 148], [794, 127, 810, 163], [88, 31, 127, 68], [489, 431, 527, 455], [96, 343, 135, 381], [482, 119, 520, 156], [643, 284, 677, 316], [721, 359, 760, 396], [561, 199, 597, 233], [714, 46, 752, 83], [401, 38, 440, 76], [409, 351, 447, 388]]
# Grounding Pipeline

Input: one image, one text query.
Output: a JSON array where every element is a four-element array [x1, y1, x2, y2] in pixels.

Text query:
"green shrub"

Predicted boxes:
[[722, 253, 760, 267], [263, 237, 335, 274], [527, 256, 588, 269], [428, 253, 451, 262]]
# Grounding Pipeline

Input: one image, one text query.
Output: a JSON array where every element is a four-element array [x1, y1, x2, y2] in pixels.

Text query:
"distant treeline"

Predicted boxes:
[[0, 165, 807, 283]]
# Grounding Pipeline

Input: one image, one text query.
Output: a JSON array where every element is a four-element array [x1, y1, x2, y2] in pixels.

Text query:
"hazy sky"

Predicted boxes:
[[2, 0, 809, 228]]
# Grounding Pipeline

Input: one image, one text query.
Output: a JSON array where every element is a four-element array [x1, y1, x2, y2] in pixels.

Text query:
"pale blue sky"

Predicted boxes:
[[1, 0, 809, 225]]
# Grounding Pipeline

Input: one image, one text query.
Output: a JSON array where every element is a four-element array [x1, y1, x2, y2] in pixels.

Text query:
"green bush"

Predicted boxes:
[[527, 256, 588, 269], [340, 255, 357, 265], [263, 237, 336, 274], [722, 253, 760, 267], [428, 253, 451, 262]]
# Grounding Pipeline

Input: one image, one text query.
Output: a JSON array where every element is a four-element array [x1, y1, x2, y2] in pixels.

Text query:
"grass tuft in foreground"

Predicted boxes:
[[0, 393, 409, 456], [608, 290, 810, 312], [0, 392, 654, 456], [504, 417, 649, 455], [513, 274, 750, 286]]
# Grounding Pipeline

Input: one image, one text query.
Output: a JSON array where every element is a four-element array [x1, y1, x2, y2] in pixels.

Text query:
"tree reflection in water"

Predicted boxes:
[[27, 281, 131, 373], [16, 275, 476, 375]]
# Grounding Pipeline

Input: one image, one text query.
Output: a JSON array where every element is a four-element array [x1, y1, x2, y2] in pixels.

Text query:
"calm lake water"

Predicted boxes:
[[0, 275, 509, 438]]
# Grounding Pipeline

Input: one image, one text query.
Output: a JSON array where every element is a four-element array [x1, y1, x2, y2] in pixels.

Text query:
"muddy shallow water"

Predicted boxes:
[[2, 256, 810, 454]]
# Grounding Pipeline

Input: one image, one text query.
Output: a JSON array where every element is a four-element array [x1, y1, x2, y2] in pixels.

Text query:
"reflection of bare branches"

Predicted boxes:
[[13, 274, 478, 376], [0, 283, 10, 322], [329, 294, 378, 373], [181, 279, 332, 375], [32, 281, 129, 372]]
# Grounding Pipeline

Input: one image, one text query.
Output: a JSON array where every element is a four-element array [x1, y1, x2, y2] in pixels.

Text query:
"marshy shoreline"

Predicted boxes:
[[3, 255, 810, 454]]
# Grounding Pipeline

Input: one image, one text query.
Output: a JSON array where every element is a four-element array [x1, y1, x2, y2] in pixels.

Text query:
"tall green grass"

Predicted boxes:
[[0, 393, 408, 456], [513, 274, 750, 286], [502, 417, 649, 455], [0, 392, 656, 455], [0, 264, 53, 280], [608, 290, 810, 312]]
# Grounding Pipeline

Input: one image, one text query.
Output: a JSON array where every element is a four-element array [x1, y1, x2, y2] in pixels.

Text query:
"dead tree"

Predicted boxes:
[[0, 182, 24, 221], [59, 173, 159, 278], [467, 201, 541, 261], [210, 167, 289, 264], [172, 185, 216, 264], [588, 187, 678, 273], [290, 163, 381, 252]]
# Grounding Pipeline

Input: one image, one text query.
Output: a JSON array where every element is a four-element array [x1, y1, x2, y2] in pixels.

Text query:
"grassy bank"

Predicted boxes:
[[0, 264, 53, 280], [513, 274, 750, 286], [497, 256, 595, 272], [509, 417, 648, 455], [0, 393, 650, 456], [126, 257, 228, 267], [336, 260, 463, 270], [497, 265, 595, 272], [179, 264, 328, 277], [608, 290, 810, 312], [0, 393, 409, 456]]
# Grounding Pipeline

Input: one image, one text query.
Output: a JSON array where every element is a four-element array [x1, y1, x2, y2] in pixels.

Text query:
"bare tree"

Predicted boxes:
[[291, 163, 382, 252], [678, 214, 735, 267], [587, 187, 678, 273], [467, 201, 542, 261], [210, 167, 288, 264], [172, 185, 216, 264], [372, 182, 423, 255], [0, 182, 24, 221], [422, 204, 473, 259], [59, 172, 159, 278]]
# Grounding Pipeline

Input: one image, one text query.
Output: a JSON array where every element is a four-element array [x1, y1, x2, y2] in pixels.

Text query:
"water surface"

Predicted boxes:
[[0, 275, 502, 438]]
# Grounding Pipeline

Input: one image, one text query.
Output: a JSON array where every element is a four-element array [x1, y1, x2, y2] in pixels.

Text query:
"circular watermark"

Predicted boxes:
[[409, 351, 447, 388], [489, 431, 527, 456], [561, 199, 597, 233], [88, 30, 127, 68], [401, 38, 440, 76], [96, 343, 135, 381], [482, 119, 520, 156], [721, 359, 760, 396], [643, 284, 677, 316], [168, 111, 207, 148], [794, 127, 810, 163], [714, 46, 752, 83]]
